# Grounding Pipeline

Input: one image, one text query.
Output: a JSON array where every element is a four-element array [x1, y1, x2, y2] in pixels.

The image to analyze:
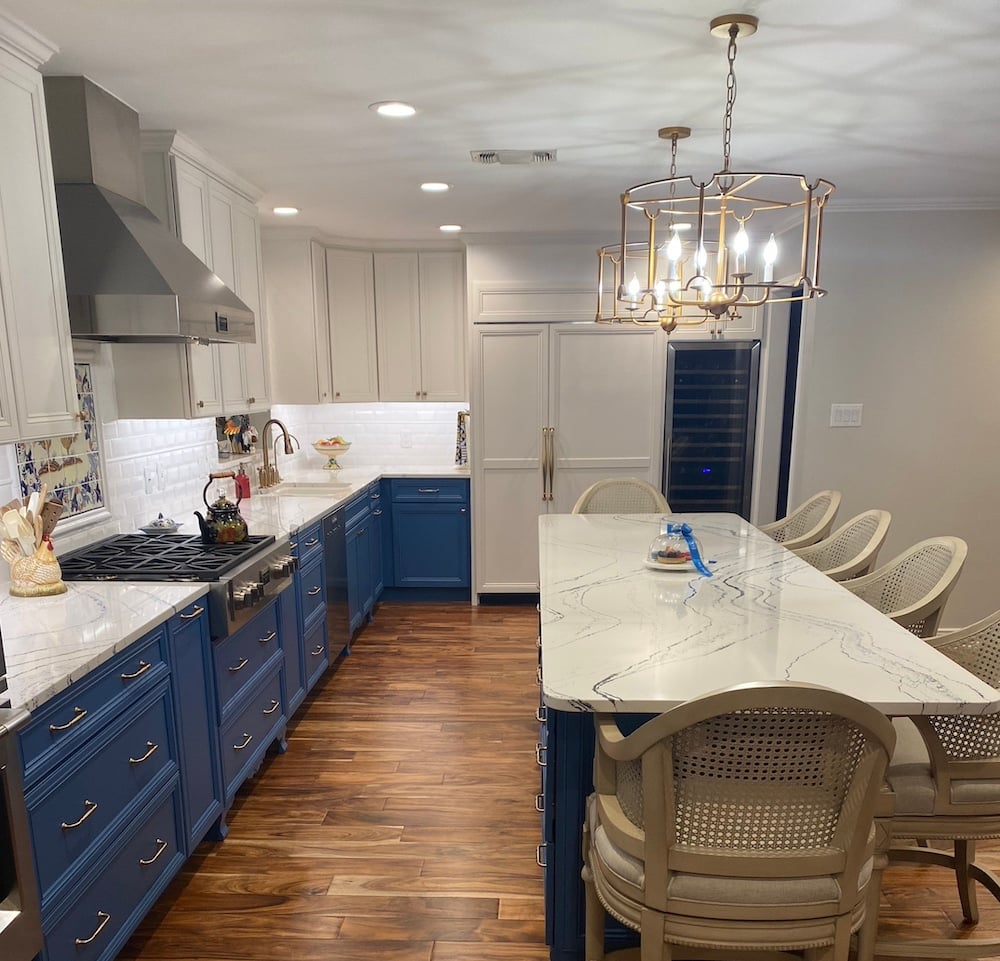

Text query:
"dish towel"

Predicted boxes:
[[455, 410, 470, 465]]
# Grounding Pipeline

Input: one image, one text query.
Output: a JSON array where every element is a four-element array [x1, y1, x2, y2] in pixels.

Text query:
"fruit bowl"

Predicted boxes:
[[313, 439, 351, 470]]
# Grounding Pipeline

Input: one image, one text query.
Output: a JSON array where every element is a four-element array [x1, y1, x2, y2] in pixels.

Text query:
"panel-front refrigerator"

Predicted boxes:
[[662, 340, 760, 518]]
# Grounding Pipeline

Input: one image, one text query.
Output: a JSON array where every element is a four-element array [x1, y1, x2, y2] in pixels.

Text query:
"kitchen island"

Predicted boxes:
[[537, 512, 1000, 960]]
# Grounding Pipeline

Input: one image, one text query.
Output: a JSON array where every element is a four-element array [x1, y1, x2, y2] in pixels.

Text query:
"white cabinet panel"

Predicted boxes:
[[0, 42, 78, 442], [472, 323, 665, 596], [327, 248, 378, 402], [374, 252, 421, 402], [417, 251, 466, 402], [232, 205, 269, 407]]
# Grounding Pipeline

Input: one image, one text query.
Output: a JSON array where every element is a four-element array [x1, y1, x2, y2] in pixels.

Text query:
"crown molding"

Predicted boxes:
[[140, 128, 263, 202], [0, 10, 58, 68]]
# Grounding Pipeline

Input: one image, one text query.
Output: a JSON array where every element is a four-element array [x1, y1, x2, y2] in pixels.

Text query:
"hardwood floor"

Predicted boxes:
[[118, 600, 1000, 961]]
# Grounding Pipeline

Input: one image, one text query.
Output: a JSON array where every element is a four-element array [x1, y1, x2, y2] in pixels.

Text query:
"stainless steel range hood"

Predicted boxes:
[[44, 76, 254, 345]]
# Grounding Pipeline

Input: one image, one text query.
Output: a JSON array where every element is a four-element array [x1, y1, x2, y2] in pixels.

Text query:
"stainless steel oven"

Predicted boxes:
[[0, 707, 42, 961]]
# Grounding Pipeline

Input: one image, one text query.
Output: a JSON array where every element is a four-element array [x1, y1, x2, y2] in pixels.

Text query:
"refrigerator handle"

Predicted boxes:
[[547, 427, 555, 501], [541, 427, 549, 501]]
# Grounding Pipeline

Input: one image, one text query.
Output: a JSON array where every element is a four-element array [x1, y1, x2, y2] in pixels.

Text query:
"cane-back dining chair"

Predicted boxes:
[[793, 509, 892, 582], [758, 489, 842, 551], [572, 478, 669, 515], [840, 536, 967, 638], [582, 682, 896, 961], [884, 609, 1000, 957]]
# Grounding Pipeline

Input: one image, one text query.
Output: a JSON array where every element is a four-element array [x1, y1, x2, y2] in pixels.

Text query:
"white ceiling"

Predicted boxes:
[[7, 0, 1000, 241]]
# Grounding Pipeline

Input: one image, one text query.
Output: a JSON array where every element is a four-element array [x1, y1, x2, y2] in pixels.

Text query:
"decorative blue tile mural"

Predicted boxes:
[[15, 363, 104, 517]]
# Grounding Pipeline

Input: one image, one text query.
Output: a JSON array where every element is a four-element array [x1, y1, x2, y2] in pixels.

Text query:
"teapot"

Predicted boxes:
[[194, 471, 249, 544]]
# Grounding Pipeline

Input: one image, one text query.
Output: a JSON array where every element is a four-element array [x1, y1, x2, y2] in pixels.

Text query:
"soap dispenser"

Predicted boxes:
[[235, 463, 251, 500]]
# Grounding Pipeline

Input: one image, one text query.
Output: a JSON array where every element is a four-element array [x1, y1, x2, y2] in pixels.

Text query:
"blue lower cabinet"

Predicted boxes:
[[41, 780, 184, 961], [302, 613, 329, 692], [219, 668, 285, 805], [278, 587, 306, 716], [165, 599, 223, 853], [346, 503, 374, 636]]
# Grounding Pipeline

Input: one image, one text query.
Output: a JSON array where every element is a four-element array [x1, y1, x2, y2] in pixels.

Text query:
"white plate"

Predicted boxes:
[[139, 522, 181, 534], [643, 557, 696, 573]]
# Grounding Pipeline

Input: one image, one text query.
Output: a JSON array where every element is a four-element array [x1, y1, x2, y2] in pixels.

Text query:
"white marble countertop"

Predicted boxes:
[[1, 582, 207, 712], [539, 513, 1000, 716], [0, 465, 469, 714]]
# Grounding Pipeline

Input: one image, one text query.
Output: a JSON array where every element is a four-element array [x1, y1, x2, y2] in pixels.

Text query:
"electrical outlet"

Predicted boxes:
[[400, 431, 413, 449], [830, 403, 863, 428], [143, 465, 156, 495], [156, 461, 167, 491]]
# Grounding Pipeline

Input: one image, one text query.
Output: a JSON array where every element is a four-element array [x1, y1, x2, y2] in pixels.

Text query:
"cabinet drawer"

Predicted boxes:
[[219, 670, 284, 796], [28, 686, 176, 902], [344, 491, 370, 530], [296, 553, 326, 625], [303, 616, 329, 693], [213, 601, 280, 717], [20, 629, 169, 787], [390, 478, 468, 502], [43, 783, 183, 961], [293, 521, 323, 565]]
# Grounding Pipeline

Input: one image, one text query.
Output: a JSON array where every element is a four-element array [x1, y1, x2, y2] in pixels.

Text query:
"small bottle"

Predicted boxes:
[[234, 463, 251, 501]]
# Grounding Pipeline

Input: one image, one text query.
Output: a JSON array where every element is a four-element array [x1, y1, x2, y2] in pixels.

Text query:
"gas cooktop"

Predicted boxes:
[[59, 533, 275, 582]]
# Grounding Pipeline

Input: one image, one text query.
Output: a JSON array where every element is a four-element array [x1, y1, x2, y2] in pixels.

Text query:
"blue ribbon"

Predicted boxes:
[[666, 522, 712, 577]]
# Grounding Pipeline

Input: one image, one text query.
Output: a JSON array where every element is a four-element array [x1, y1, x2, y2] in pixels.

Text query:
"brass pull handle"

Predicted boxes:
[[373, 509, 383, 516], [535, 706, 547, 723], [120, 660, 152, 681], [535, 793, 544, 812], [75, 911, 111, 946], [233, 733, 253, 751], [310, 645, 324, 656], [129, 741, 159, 765], [307, 586, 321, 596], [335, 391, 341, 398], [541, 428, 549, 501], [179, 604, 204, 620], [535, 743, 547, 768], [305, 538, 319, 547], [62, 799, 98, 830], [263, 699, 280, 716], [536, 843, 547, 868], [417, 488, 440, 494], [259, 630, 277, 644], [139, 838, 168, 866], [248, 396, 256, 404], [229, 657, 249, 673], [415, 391, 421, 398], [536, 664, 542, 685], [49, 706, 87, 733]]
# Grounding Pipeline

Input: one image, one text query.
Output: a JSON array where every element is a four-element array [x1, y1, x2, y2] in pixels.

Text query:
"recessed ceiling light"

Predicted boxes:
[[439, 224, 462, 233], [421, 182, 450, 193], [272, 206, 300, 216], [369, 101, 416, 118]]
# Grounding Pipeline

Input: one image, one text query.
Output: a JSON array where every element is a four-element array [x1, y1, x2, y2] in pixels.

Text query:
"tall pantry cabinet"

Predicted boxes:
[[471, 323, 665, 595], [0, 15, 79, 443]]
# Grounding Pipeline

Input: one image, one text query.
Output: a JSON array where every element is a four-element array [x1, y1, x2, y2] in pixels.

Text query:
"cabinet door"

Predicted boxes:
[[472, 324, 549, 594], [231, 202, 270, 410], [392, 502, 470, 587], [374, 252, 422, 401], [209, 186, 245, 410], [327, 248, 378, 402], [0, 57, 78, 442], [369, 484, 385, 600], [346, 522, 372, 637], [418, 251, 466, 402], [173, 158, 224, 416], [548, 324, 665, 512]]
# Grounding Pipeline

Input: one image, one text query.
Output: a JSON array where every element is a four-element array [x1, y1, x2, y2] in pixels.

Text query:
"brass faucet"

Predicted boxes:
[[259, 418, 297, 489]]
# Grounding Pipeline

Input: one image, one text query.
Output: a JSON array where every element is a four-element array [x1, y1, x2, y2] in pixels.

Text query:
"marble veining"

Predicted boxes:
[[1, 582, 207, 712], [539, 513, 1000, 716]]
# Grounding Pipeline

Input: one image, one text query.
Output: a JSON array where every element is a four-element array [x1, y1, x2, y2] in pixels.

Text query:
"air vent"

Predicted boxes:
[[470, 149, 557, 165]]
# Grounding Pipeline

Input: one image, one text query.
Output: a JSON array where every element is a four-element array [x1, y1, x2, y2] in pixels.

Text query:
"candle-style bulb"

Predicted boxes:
[[653, 280, 666, 306], [733, 223, 749, 256], [667, 231, 682, 262], [762, 233, 777, 283], [626, 274, 641, 303]]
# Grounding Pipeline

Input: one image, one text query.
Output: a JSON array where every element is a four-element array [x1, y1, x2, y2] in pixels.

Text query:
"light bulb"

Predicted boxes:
[[653, 280, 666, 306], [696, 245, 708, 273], [762, 233, 778, 283], [627, 274, 641, 304], [733, 223, 749, 274], [667, 232, 682, 262]]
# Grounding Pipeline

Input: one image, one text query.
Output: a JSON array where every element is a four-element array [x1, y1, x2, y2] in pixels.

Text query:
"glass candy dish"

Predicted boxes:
[[313, 439, 351, 470]]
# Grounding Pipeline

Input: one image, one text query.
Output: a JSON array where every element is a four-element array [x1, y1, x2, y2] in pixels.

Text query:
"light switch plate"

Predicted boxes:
[[143, 464, 156, 494], [830, 403, 863, 427]]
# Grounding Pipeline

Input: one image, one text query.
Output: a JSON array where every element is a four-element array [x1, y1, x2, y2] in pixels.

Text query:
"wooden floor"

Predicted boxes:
[[118, 601, 1000, 961]]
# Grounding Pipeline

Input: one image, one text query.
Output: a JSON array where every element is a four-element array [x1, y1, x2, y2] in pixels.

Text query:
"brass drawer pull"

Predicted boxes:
[[307, 586, 321, 596], [62, 799, 98, 830], [536, 843, 547, 868], [310, 645, 324, 656], [259, 630, 277, 644], [229, 657, 249, 673], [536, 665, 542, 686], [304, 538, 319, 548], [139, 838, 168, 866], [49, 706, 87, 733], [417, 488, 440, 494], [129, 741, 159, 765], [373, 509, 383, 516], [535, 743, 547, 768], [535, 706, 547, 724], [535, 793, 544, 812], [179, 604, 205, 620], [75, 911, 111, 946], [263, 699, 280, 716], [121, 660, 152, 681], [233, 733, 253, 751]]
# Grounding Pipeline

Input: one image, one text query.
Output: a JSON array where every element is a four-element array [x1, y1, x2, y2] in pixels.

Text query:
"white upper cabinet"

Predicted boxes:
[[136, 132, 269, 417], [327, 248, 379, 403], [0, 19, 79, 443], [375, 251, 466, 402]]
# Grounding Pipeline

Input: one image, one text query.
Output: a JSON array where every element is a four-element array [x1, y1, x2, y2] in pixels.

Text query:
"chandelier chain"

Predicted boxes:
[[722, 22, 739, 173]]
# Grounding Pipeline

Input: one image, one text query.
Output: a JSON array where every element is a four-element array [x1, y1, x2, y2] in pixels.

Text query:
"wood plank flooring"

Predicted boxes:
[[118, 601, 1000, 961]]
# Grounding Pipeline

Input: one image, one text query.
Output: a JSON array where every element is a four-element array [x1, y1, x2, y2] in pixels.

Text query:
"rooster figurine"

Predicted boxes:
[[2, 534, 67, 597]]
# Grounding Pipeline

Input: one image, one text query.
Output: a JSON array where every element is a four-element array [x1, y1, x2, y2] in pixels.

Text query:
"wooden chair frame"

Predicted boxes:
[[758, 491, 842, 552], [793, 510, 891, 582]]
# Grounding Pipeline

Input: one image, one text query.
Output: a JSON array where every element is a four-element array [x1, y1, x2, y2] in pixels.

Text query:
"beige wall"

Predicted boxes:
[[794, 208, 1000, 626]]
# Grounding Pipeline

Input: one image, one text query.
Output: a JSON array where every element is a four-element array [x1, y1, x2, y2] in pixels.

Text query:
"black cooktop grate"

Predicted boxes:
[[59, 534, 275, 582]]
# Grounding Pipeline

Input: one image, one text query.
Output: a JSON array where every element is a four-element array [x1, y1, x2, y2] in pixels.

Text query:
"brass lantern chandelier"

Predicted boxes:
[[596, 14, 835, 334]]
